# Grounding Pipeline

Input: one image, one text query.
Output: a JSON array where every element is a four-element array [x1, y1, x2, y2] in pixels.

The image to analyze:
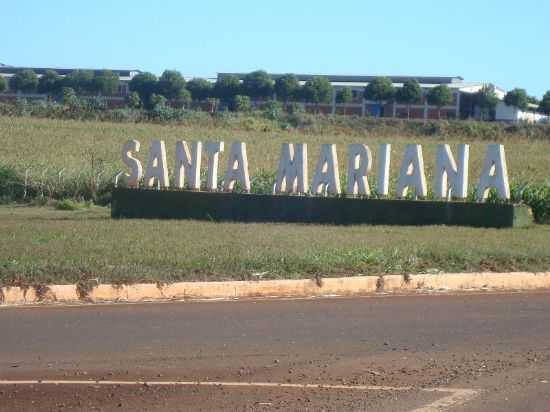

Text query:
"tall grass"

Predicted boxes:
[[1, 114, 549, 222], [1, 162, 549, 223]]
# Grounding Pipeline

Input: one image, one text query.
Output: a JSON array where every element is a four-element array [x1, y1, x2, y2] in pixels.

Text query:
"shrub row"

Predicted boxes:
[[1, 100, 550, 140]]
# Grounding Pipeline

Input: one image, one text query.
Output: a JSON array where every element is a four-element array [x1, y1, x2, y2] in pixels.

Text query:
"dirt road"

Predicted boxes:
[[1, 292, 550, 411]]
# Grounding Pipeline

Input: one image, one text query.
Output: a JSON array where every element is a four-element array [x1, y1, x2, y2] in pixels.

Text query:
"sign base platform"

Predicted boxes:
[[111, 188, 533, 228]]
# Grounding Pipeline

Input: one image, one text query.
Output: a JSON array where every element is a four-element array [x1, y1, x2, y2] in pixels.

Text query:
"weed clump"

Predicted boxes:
[[54, 199, 91, 211]]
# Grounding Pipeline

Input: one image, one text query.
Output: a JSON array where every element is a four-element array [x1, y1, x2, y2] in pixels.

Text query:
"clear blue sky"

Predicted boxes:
[[3, 0, 549, 97]]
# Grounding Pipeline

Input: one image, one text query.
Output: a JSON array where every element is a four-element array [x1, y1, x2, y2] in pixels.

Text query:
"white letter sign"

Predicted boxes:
[[434, 144, 469, 199], [477, 144, 510, 200], [274, 143, 308, 194], [121, 139, 142, 188], [144, 140, 169, 188], [311, 144, 341, 195], [205, 142, 224, 190], [347, 144, 372, 196], [396, 144, 427, 198], [223, 142, 251, 192], [174, 141, 202, 190], [377, 144, 391, 196]]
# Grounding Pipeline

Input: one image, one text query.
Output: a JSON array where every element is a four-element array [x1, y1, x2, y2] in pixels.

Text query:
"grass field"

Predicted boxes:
[[1, 205, 550, 286], [1, 115, 549, 286], [1, 116, 549, 192]]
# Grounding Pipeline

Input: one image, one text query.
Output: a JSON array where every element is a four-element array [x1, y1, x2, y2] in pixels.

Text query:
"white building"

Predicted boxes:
[[219, 73, 505, 120], [495, 102, 549, 124]]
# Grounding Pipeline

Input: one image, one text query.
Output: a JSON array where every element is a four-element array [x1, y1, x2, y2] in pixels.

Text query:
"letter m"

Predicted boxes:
[[274, 143, 308, 194]]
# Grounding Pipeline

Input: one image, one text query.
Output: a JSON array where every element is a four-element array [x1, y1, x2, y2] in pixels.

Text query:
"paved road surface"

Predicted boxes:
[[1, 292, 550, 411]]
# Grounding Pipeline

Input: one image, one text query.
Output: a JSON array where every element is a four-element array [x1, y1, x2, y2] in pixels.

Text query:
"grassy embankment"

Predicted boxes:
[[1, 116, 549, 286]]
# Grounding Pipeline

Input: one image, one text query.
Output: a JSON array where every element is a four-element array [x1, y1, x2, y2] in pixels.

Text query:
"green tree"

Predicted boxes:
[[213, 75, 242, 102], [157, 70, 186, 100], [173, 88, 192, 108], [395, 79, 422, 119], [150, 93, 168, 108], [127, 91, 142, 108], [9, 69, 39, 93], [301, 76, 332, 110], [129, 72, 158, 107], [93, 70, 120, 95], [504, 88, 529, 111], [476, 84, 499, 121], [539, 91, 550, 115], [527, 95, 539, 105], [336, 87, 353, 104], [61, 87, 79, 107], [63, 70, 95, 94], [37, 70, 62, 95], [187, 78, 213, 101], [229, 95, 251, 112], [364, 77, 395, 117], [427, 85, 453, 119], [243, 70, 273, 100], [262, 100, 284, 120], [0, 76, 7, 93], [336, 87, 353, 115], [287, 102, 305, 115], [274, 74, 300, 102]]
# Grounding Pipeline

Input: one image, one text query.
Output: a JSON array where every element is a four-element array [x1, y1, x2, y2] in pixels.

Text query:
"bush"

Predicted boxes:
[[0, 165, 25, 200], [150, 93, 168, 108], [127, 91, 142, 109], [262, 100, 284, 121], [148, 104, 185, 122], [512, 182, 550, 223], [62, 87, 80, 108], [286, 102, 305, 115], [54, 199, 91, 211], [250, 170, 276, 195], [230, 95, 251, 112]]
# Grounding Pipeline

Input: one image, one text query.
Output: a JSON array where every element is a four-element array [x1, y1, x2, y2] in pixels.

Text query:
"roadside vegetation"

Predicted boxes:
[[0, 112, 549, 286], [1, 115, 549, 222]]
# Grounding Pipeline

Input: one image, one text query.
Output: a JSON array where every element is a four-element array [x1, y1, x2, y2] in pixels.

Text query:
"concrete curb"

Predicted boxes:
[[2, 272, 550, 306]]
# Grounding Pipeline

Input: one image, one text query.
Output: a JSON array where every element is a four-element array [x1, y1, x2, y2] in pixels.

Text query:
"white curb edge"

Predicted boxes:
[[2, 272, 550, 306]]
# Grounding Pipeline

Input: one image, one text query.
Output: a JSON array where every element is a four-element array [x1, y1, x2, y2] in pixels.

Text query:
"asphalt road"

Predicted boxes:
[[1, 292, 550, 411]]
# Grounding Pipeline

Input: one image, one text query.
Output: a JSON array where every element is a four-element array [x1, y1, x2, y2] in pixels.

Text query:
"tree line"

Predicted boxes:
[[127, 70, 337, 110], [128, 70, 458, 115], [0, 69, 120, 96], [1, 68, 549, 117]]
